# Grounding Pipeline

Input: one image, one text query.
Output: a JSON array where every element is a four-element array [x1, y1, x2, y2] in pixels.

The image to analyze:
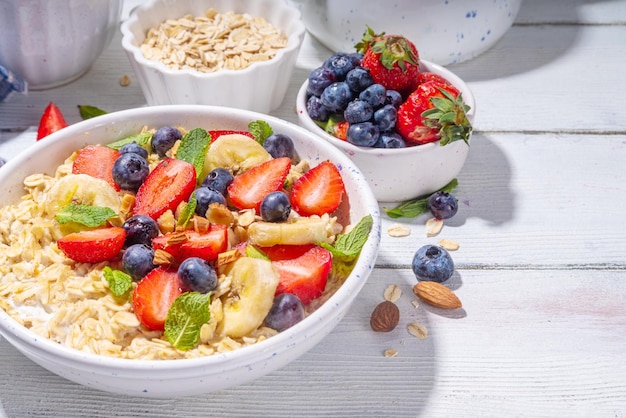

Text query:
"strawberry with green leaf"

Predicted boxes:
[[396, 78, 472, 146], [356, 26, 420, 96]]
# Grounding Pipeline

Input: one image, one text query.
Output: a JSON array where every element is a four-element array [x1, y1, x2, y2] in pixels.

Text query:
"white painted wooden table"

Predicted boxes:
[[1, 1, 626, 416]]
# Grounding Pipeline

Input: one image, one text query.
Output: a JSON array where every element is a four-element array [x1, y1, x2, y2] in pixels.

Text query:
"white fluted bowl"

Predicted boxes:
[[121, 0, 306, 113]]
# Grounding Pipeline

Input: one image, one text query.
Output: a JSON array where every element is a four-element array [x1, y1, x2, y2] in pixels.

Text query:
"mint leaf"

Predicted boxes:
[[56, 204, 117, 227], [176, 128, 210, 181], [107, 132, 153, 151], [383, 179, 459, 219], [248, 120, 273, 144], [103, 267, 132, 297], [177, 193, 197, 228], [245, 245, 270, 261], [78, 105, 107, 120], [164, 292, 211, 351], [322, 214, 373, 280]]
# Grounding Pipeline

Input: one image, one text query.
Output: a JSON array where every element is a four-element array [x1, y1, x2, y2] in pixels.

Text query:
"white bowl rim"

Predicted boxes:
[[120, 0, 306, 80], [296, 60, 476, 155], [0, 104, 381, 373]]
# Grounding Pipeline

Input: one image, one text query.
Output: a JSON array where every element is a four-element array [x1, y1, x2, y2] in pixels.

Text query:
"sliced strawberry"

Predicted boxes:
[[133, 158, 196, 220], [152, 224, 228, 263], [132, 267, 183, 331], [227, 157, 291, 211], [57, 227, 126, 263], [261, 244, 316, 261], [272, 245, 332, 305], [37, 102, 68, 140], [208, 130, 254, 142], [72, 145, 121, 191], [290, 161, 345, 217]]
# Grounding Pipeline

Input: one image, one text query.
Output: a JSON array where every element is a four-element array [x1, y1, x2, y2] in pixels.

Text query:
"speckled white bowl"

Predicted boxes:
[[121, 0, 306, 112], [289, 0, 522, 66], [0, 0, 122, 89], [0, 105, 381, 397], [296, 60, 476, 203]]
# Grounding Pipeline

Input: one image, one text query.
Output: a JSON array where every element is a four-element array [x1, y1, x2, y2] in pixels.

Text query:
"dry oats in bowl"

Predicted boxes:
[[121, 0, 306, 113], [0, 105, 380, 397]]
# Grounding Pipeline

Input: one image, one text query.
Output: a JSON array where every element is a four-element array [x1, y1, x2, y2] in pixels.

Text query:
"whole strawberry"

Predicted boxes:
[[396, 75, 472, 146], [356, 26, 420, 96]]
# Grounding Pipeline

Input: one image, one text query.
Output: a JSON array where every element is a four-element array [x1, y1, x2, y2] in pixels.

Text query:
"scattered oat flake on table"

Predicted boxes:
[[425, 217, 444, 237], [407, 322, 428, 339], [411, 299, 420, 309], [383, 284, 402, 302], [387, 223, 410, 237], [384, 349, 399, 358], [438, 238, 459, 251]]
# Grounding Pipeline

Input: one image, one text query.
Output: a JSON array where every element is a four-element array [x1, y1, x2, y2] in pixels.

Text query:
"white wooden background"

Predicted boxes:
[[1, 0, 626, 416]]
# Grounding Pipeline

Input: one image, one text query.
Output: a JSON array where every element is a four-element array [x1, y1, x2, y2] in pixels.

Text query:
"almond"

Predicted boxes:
[[412, 281, 462, 309], [370, 301, 400, 332]]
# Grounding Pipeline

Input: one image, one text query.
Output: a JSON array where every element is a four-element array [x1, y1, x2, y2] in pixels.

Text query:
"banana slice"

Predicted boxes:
[[43, 173, 121, 217], [247, 216, 337, 247], [218, 257, 279, 339], [202, 134, 272, 179]]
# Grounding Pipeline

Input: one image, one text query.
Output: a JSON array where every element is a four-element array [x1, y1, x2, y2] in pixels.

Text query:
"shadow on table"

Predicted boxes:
[[446, 132, 515, 228], [0, 270, 438, 417], [448, 2, 581, 81]]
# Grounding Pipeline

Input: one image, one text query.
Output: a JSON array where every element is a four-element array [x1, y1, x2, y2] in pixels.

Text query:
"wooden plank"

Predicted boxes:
[[1, 269, 624, 416]]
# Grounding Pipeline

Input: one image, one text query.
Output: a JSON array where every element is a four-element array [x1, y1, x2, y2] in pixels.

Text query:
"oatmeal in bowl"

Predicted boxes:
[[0, 105, 380, 396]]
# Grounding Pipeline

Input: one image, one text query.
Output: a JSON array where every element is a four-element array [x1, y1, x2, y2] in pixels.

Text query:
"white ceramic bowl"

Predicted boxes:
[[0, 105, 381, 397], [289, 0, 522, 66], [121, 0, 306, 113], [0, 0, 122, 90], [296, 60, 476, 203]]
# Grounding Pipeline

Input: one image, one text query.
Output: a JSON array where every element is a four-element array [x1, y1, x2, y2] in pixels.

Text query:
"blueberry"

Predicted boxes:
[[323, 53, 356, 81], [194, 187, 226, 217], [263, 133, 297, 160], [152, 126, 182, 158], [119, 141, 148, 159], [385, 89, 403, 108], [346, 52, 364, 66], [373, 104, 398, 131], [346, 67, 374, 93], [374, 132, 406, 148], [306, 95, 330, 122], [359, 84, 387, 108], [260, 191, 291, 222], [346, 122, 379, 147], [178, 257, 218, 294], [344, 99, 373, 124], [123, 215, 160, 247], [122, 244, 156, 281], [428, 191, 459, 219], [411, 245, 455, 283], [321, 82, 353, 113], [201, 167, 234, 196], [307, 66, 336, 97], [263, 293, 305, 332], [112, 153, 149, 192]]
